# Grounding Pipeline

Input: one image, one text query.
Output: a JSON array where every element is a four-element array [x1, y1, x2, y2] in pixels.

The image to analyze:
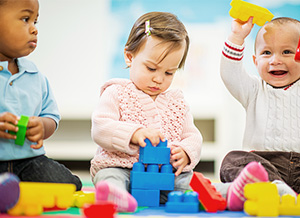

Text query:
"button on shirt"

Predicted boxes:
[[0, 58, 60, 160]]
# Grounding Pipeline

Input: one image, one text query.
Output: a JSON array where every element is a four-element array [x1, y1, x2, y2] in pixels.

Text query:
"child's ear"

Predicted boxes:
[[252, 55, 257, 66], [124, 49, 133, 67]]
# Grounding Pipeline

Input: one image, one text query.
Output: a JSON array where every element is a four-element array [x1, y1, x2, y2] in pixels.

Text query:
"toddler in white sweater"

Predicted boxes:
[[219, 17, 300, 210]]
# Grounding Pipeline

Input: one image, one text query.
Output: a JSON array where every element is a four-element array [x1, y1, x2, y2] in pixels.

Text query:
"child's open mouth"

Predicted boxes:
[[269, 70, 288, 77]]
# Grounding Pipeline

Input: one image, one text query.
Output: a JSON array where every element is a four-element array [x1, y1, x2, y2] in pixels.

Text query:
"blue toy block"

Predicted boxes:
[[131, 189, 160, 207], [165, 191, 199, 213], [130, 162, 174, 190], [139, 138, 170, 164]]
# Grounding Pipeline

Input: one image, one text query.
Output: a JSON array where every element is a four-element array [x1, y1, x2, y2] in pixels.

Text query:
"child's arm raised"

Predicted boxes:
[[228, 17, 254, 45]]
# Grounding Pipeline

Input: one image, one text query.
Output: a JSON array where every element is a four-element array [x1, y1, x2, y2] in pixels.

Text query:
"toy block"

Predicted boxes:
[[7, 182, 76, 216], [83, 201, 117, 218], [189, 172, 226, 212], [130, 162, 174, 190], [72, 191, 95, 208], [244, 182, 280, 217], [139, 138, 170, 164], [295, 36, 300, 62], [0, 173, 20, 213], [278, 194, 300, 216], [229, 0, 274, 26], [165, 191, 199, 213], [8, 115, 29, 146], [131, 189, 160, 207]]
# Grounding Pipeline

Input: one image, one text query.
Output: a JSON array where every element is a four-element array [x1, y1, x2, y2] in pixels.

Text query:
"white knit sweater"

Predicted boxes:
[[221, 40, 300, 152]]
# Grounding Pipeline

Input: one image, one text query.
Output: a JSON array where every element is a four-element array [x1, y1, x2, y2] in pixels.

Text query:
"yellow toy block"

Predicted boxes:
[[229, 0, 274, 26], [8, 182, 76, 216], [72, 191, 95, 208], [244, 182, 280, 217], [279, 194, 300, 216]]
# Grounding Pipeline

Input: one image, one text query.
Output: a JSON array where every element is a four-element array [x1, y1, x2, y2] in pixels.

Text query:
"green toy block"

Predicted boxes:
[[9, 115, 29, 146]]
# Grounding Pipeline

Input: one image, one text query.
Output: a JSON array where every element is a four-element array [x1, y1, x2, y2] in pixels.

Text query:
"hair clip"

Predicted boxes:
[[145, 20, 151, 36]]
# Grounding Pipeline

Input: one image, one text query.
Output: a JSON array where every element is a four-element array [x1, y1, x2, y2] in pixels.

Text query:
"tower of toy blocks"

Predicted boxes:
[[130, 138, 175, 207]]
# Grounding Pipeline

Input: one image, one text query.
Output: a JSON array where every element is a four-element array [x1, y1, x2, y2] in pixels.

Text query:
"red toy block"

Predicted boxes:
[[295, 36, 300, 62], [83, 202, 117, 218], [189, 172, 227, 212]]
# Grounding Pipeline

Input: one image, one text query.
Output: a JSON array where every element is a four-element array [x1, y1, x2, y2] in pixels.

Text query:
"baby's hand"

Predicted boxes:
[[0, 112, 19, 139], [171, 146, 190, 176], [26, 116, 44, 149], [229, 17, 254, 45], [131, 128, 165, 147]]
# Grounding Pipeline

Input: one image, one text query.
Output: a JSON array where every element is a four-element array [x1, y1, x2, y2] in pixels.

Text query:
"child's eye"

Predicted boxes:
[[165, 72, 174, 76], [283, 50, 292, 55], [147, 66, 156, 72], [262, 50, 271, 55], [22, 17, 29, 22]]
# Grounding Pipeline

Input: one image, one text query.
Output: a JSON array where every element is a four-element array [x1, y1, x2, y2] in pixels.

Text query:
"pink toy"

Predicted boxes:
[[295, 36, 300, 62]]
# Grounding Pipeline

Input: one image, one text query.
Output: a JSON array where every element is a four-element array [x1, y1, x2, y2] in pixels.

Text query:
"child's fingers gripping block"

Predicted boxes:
[[8, 115, 29, 146], [229, 0, 274, 26]]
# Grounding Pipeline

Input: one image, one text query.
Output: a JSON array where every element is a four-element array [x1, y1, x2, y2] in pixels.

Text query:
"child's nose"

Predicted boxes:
[[153, 74, 163, 83], [30, 25, 38, 35], [269, 54, 282, 65]]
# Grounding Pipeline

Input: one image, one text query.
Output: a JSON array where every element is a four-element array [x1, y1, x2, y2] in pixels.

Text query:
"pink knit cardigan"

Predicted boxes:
[[90, 79, 202, 179]]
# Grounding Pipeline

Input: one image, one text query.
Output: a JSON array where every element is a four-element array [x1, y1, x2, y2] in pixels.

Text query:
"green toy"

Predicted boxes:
[[9, 115, 29, 146]]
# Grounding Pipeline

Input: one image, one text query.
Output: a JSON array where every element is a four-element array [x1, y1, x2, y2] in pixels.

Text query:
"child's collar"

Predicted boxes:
[[269, 79, 300, 90]]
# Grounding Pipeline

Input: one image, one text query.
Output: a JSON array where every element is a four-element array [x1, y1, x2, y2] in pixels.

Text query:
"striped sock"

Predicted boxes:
[[96, 181, 137, 212], [227, 161, 268, 211]]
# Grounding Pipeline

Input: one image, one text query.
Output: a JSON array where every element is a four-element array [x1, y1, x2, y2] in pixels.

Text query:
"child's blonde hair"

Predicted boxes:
[[125, 12, 189, 69], [254, 17, 300, 52]]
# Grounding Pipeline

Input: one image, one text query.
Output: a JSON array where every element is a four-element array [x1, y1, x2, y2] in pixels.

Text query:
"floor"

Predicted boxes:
[[73, 170, 92, 183], [5, 170, 300, 218]]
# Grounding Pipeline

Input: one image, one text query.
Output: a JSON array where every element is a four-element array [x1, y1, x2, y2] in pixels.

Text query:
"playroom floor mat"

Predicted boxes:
[[1, 206, 300, 218], [3, 181, 299, 218]]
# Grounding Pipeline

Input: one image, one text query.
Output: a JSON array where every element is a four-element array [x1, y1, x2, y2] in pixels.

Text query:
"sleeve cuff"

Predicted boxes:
[[222, 40, 245, 61]]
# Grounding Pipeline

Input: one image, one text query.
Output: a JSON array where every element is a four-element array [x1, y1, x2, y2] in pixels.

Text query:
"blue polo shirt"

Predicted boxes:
[[0, 58, 60, 160]]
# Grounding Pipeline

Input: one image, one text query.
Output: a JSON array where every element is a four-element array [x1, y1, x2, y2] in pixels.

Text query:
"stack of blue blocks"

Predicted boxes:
[[130, 138, 175, 207]]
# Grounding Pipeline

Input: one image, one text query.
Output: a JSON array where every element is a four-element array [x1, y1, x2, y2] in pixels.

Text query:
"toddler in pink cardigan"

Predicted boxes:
[[90, 12, 203, 212]]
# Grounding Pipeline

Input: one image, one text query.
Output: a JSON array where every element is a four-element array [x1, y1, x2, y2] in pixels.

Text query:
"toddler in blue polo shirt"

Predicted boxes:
[[0, 0, 82, 198]]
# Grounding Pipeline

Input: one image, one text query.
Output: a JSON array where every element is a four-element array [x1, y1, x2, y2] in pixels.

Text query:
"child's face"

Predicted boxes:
[[253, 22, 300, 88], [0, 0, 39, 61], [124, 36, 186, 100]]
